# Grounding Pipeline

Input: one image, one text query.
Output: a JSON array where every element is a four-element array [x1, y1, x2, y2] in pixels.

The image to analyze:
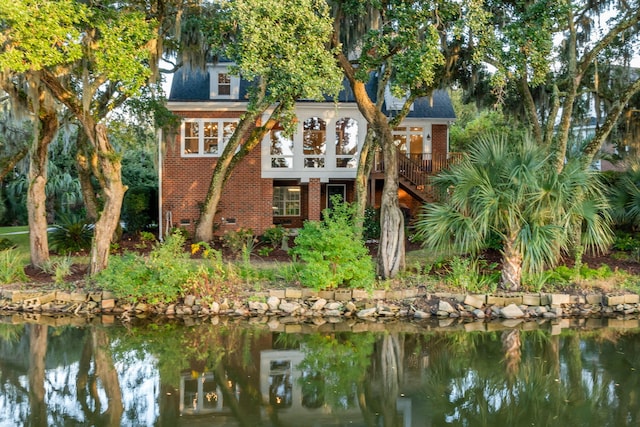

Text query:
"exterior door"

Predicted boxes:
[[326, 184, 346, 210]]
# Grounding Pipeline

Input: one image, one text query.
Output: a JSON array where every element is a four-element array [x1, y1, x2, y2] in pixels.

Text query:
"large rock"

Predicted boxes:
[[438, 300, 456, 313], [501, 304, 525, 319], [357, 307, 377, 318], [279, 301, 301, 314]]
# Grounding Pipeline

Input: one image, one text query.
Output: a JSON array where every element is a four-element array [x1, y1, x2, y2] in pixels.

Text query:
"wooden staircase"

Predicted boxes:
[[373, 149, 463, 203], [397, 154, 436, 202]]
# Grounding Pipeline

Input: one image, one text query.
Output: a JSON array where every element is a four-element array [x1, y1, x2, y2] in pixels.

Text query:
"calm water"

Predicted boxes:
[[0, 316, 638, 427]]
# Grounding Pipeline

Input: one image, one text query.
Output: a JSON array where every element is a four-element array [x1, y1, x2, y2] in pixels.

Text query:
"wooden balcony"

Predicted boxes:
[[372, 150, 464, 202]]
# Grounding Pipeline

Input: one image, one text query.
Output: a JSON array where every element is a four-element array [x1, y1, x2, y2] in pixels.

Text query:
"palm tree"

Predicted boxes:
[[413, 132, 612, 291], [608, 161, 640, 228]]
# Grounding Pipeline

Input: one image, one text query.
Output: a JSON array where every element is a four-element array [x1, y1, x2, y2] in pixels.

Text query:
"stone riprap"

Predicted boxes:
[[1, 288, 639, 324]]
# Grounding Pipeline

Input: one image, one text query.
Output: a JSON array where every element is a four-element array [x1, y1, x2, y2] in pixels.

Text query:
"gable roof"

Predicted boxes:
[[169, 66, 455, 120]]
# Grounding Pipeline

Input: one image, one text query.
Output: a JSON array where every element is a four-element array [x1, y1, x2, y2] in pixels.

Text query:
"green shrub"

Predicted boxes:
[[0, 238, 16, 251], [95, 231, 195, 303], [362, 207, 380, 240], [0, 248, 27, 284], [49, 213, 93, 254], [121, 185, 157, 233], [445, 256, 499, 293], [612, 232, 640, 251], [547, 265, 574, 284], [39, 256, 74, 285], [222, 228, 255, 257], [291, 197, 375, 290], [261, 225, 286, 248]]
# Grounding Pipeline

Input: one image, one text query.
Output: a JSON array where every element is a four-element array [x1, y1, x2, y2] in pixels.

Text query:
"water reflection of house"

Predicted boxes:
[[259, 349, 412, 426], [179, 371, 239, 416]]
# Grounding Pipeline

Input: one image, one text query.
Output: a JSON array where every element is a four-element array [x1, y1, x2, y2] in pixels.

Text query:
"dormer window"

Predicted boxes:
[[209, 65, 240, 99], [218, 73, 231, 96]]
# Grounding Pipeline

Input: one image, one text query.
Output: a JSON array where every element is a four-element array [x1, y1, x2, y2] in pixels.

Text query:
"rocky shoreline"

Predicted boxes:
[[1, 287, 639, 328]]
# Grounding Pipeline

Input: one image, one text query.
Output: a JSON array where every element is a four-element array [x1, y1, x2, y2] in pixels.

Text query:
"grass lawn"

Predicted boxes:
[[0, 226, 30, 258]]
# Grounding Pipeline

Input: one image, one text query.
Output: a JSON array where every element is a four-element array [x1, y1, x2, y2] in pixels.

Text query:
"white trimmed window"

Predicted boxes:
[[273, 186, 301, 216], [335, 118, 358, 168], [393, 126, 427, 157], [209, 67, 240, 99], [181, 119, 238, 157], [303, 117, 326, 168]]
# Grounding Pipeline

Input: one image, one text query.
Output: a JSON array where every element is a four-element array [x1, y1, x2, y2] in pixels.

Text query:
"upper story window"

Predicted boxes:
[[393, 126, 426, 157], [218, 73, 231, 96], [335, 118, 358, 168], [181, 119, 238, 157], [303, 117, 326, 168], [209, 66, 240, 99], [270, 128, 294, 168]]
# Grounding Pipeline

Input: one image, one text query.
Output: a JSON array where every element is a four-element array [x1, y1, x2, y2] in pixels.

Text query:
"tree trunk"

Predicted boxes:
[[27, 106, 58, 267], [89, 124, 127, 275], [92, 328, 123, 426], [501, 329, 521, 382], [377, 123, 405, 278], [500, 236, 523, 291], [194, 115, 259, 242], [354, 128, 375, 238], [76, 131, 99, 221], [28, 324, 48, 427], [195, 100, 279, 242]]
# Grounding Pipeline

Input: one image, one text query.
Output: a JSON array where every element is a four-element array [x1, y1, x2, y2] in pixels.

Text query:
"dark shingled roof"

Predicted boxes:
[[169, 67, 455, 120]]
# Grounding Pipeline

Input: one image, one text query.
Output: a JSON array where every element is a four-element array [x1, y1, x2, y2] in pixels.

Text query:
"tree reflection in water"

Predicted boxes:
[[0, 320, 638, 426]]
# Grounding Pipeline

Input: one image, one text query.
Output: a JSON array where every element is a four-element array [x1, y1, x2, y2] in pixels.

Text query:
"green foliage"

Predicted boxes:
[[0, 0, 86, 72], [222, 228, 255, 257], [612, 232, 640, 252], [121, 186, 157, 233], [445, 256, 499, 293], [291, 197, 375, 290], [362, 207, 381, 240], [449, 109, 525, 153], [261, 225, 286, 249], [414, 132, 613, 289], [49, 213, 93, 254], [41, 256, 74, 286], [96, 231, 195, 304], [0, 238, 16, 251], [295, 332, 375, 411], [609, 163, 640, 228], [227, 0, 343, 113], [0, 248, 27, 284]]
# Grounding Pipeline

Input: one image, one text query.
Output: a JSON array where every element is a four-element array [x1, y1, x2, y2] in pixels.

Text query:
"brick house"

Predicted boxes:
[[159, 63, 456, 239]]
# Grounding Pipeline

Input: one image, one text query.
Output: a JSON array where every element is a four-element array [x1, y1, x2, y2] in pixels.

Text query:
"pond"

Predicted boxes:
[[0, 316, 638, 427]]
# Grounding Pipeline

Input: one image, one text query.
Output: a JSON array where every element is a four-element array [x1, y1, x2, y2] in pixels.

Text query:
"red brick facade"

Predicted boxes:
[[162, 112, 449, 238]]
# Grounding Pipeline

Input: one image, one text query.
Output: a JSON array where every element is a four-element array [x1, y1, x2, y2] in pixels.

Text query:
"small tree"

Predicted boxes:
[[413, 132, 612, 291], [292, 196, 375, 290]]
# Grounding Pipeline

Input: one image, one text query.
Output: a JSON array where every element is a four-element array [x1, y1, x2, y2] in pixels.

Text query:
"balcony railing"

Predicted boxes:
[[373, 151, 464, 175]]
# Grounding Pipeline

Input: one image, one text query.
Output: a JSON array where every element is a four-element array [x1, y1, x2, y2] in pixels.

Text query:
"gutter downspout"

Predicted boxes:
[[157, 128, 164, 242]]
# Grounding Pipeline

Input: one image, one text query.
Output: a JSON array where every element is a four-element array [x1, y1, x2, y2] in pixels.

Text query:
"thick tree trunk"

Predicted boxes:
[[76, 131, 99, 221], [27, 107, 58, 267], [195, 100, 278, 242], [92, 328, 123, 426], [377, 124, 405, 278], [28, 324, 48, 427], [500, 236, 522, 291], [195, 115, 259, 242], [501, 329, 521, 381], [89, 124, 127, 275]]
